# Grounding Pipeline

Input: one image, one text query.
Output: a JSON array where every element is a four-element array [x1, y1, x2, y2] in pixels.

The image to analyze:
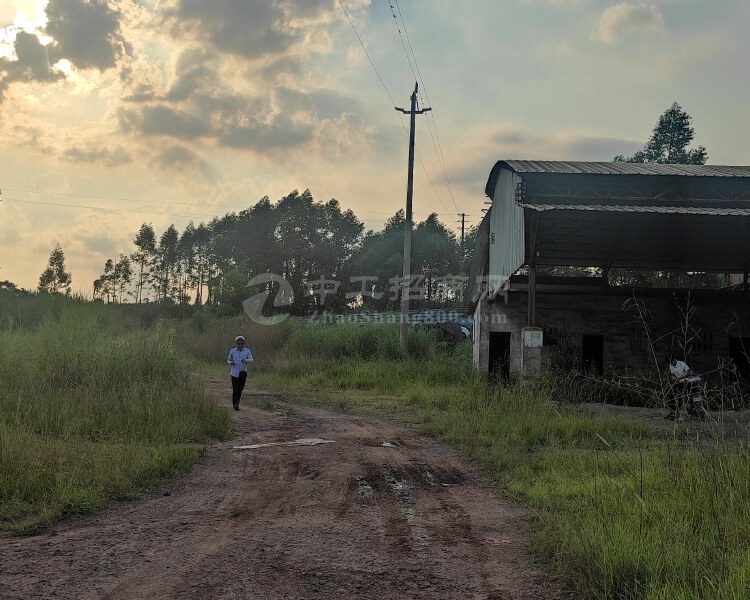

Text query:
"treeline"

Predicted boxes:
[[92, 189, 477, 315]]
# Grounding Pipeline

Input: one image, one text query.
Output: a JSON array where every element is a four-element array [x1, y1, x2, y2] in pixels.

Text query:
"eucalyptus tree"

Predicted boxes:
[[153, 225, 180, 303], [132, 223, 156, 303], [614, 102, 707, 164], [38, 243, 72, 294]]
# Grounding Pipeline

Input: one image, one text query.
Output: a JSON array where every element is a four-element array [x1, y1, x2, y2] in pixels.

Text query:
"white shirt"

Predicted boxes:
[[227, 347, 253, 377], [669, 360, 690, 380]]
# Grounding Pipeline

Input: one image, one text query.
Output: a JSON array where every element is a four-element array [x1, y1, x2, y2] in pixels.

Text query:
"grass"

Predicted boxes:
[[7, 300, 746, 597], [0, 303, 230, 533], [215, 320, 750, 600]]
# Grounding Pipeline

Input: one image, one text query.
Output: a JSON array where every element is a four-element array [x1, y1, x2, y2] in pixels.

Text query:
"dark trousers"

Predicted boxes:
[[231, 371, 247, 406]]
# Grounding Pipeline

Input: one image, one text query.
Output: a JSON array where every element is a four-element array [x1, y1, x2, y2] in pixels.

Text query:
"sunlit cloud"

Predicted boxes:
[[597, 3, 665, 44]]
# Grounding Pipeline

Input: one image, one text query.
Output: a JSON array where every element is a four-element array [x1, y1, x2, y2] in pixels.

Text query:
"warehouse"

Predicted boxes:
[[470, 160, 750, 380]]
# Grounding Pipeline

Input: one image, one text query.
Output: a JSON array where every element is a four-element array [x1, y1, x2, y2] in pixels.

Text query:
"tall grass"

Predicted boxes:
[[0, 305, 230, 533], [236, 320, 750, 600]]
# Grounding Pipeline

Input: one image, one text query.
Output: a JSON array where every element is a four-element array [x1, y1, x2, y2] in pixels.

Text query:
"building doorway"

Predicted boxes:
[[582, 335, 604, 375], [489, 332, 511, 382], [729, 337, 750, 379]]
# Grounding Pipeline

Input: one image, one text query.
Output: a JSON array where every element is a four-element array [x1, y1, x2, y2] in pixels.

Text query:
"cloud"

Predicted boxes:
[[1, 0, 127, 101], [163, 0, 333, 60], [45, 0, 128, 70], [597, 3, 665, 44], [218, 115, 314, 151], [0, 31, 61, 98], [312, 112, 376, 159], [77, 231, 120, 257], [127, 104, 211, 139], [155, 145, 209, 174], [446, 124, 646, 196], [554, 132, 642, 161], [63, 143, 132, 166]]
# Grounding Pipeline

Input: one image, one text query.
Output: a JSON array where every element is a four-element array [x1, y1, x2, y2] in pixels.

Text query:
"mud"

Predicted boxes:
[[0, 377, 557, 599]]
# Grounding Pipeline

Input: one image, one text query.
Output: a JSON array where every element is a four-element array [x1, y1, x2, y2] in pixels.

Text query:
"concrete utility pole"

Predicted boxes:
[[395, 82, 431, 352]]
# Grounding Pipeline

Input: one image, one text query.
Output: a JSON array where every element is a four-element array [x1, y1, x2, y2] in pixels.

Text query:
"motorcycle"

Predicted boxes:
[[667, 374, 707, 419]]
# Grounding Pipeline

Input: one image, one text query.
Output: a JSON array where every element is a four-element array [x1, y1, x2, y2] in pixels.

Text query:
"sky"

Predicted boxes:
[[1, 0, 749, 292]]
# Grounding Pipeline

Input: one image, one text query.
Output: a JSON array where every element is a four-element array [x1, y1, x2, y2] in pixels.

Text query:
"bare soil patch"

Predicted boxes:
[[1, 377, 557, 599]]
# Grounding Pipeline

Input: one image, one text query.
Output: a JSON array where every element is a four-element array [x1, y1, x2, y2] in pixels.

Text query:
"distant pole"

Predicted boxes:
[[396, 83, 431, 352], [460, 213, 466, 245]]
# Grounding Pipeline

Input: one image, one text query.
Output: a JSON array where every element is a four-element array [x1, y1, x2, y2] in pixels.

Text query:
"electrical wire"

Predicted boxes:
[[337, 0, 454, 221], [2, 195, 223, 220], [391, 0, 460, 214], [1, 192, 446, 221]]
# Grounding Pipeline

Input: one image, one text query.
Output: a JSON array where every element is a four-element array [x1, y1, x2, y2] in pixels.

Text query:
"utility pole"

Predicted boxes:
[[460, 213, 466, 246], [395, 82, 431, 352]]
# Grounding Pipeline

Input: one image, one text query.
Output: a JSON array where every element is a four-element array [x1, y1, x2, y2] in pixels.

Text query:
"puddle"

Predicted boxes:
[[383, 471, 430, 548], [232, 438, 335, 450], [355, 477, 373, 499]]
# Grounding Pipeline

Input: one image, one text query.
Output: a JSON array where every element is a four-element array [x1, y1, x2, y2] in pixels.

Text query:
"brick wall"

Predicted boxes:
[[475, 289, 750, 377]]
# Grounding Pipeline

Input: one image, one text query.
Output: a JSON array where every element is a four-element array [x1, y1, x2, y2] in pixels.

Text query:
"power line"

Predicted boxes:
[[337, 0, 398, 109], [1, 187, 253, 210], [336, 0, 453, 219], [1, 196, 222, 220], [391, 0, 460, 214], [386, 1, 454, 217], [1, 192, 451, 221]]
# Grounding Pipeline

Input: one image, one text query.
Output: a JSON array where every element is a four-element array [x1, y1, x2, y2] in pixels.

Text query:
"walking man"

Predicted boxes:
[[227, 335, 253, 410]]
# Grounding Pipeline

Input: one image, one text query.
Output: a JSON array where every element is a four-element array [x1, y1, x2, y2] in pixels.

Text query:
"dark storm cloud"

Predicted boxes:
[[1, 0, 127, 102], [0, 32, 61, 99], [122, 83, 156, 103], [165, 0, 333, 59], [63, 144, 132, 166], [165, 48, 219, 102], [45, 0, 128, 70], [218, 117, 314, 150], [155, 145, 209, 173], [167, 0, 293, 59], [138, 105, 211, 139]]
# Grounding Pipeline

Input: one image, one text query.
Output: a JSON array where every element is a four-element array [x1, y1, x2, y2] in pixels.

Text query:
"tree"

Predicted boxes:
[[38, 243, 72, 294], [614, 102, 707, 164], [113, 254, 133, 303], [132, 223, 156, 303], [93, 258, 115, 303], [153, 225, 180, 302], [0, 280, 19, 292], [412, 213, 461, 303]]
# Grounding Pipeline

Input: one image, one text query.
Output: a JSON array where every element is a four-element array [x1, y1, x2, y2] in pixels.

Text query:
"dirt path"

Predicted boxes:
[[1, 377, 557, 599]]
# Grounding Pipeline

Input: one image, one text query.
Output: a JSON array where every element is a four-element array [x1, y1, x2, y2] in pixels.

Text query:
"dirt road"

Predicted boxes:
[[1, 378, 556, 599]]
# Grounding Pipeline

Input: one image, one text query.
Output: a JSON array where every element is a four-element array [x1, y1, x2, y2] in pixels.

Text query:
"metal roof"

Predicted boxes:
[[481, 159, 750, 279], [520, 204, 750, 217], [485, 160, 750, 198], [499, 160, 750, 178]]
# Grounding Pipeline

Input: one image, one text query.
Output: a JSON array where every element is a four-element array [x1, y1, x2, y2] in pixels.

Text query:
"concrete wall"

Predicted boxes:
[[473, 289, 750, 377]]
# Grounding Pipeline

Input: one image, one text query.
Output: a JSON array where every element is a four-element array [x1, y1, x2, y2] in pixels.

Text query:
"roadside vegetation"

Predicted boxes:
[[0, 295, 229, 534], [184, 316, 750, 600], [4, 293, 748, 599]]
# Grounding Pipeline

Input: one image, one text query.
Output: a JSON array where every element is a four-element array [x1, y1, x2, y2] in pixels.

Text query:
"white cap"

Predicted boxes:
[[235, 335, 245, 343]]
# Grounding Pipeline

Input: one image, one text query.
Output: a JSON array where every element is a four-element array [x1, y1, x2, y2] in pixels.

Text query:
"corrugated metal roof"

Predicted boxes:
[[520, 203, 750, 217], [500, 160, 750, 178]]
